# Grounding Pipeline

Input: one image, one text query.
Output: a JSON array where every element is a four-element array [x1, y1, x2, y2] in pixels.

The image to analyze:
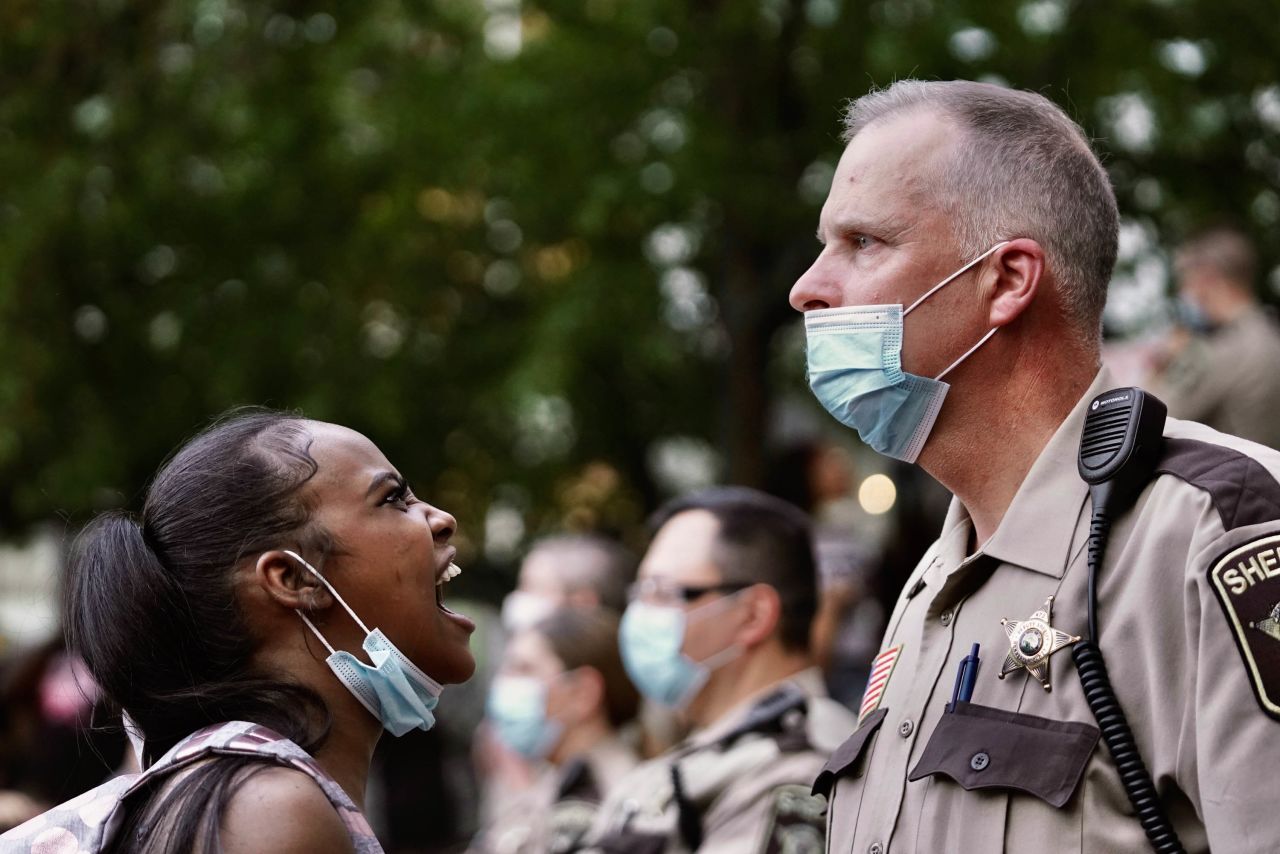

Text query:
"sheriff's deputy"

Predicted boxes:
[[793, 79, 1280, 852], [578, 487, 857, 853]]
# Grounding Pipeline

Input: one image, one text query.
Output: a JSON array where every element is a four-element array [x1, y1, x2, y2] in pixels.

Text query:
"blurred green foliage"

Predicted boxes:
[[1, 0, 1278, 573]]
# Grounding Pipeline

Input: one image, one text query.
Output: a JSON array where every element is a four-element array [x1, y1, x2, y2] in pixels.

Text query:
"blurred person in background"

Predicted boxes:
[[1, 410, 476, 852], [579, 487, 857, 853], [0, 639, 126, 831], [472, 607, 639, 854], [499, 534, 637, 633], [477, 535, 640, 833], [767, 440, 886, 709], [1151, 224, 1280, 449]]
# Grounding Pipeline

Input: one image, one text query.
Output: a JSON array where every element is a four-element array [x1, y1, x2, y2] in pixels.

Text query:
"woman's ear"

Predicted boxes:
[[984, 238, 1045, 328], [254, 550, 333, 613]]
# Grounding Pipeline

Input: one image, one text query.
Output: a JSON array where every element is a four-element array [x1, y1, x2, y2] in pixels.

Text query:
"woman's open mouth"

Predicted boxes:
[[435, 560, 476, 633]]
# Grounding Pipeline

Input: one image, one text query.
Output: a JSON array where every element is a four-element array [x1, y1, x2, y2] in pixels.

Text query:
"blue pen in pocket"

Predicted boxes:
[[947, 643, 981, 712]]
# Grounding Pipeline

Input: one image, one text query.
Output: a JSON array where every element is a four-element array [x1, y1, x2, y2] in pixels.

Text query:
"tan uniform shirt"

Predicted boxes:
[[1159, 305, 1280, 449], [583, 667, 857, 854], [473, 734, 640, 854], [819, 369, 1280, 854]]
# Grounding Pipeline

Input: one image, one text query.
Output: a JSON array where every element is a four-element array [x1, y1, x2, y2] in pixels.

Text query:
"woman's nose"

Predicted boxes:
[[425, 505, 457, 541]]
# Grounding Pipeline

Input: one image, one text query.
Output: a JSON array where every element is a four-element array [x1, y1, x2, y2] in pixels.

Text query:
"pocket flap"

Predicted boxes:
[[907, 702, 1098, 808], [811, 708, 887, 797]]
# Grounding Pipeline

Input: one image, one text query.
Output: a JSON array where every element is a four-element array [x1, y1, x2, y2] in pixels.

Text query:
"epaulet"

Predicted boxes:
[[714, 684, 810, 752], [1156, 438, 1280, 531]]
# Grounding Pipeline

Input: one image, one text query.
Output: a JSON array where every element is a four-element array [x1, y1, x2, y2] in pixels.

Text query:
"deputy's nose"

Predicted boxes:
[[789, 254, 837, 312]]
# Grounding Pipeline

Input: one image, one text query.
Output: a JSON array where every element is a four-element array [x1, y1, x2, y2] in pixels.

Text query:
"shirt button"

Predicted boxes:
[[898, 719, 914, 738], [939, 610, 954, 626], [970, 751, 990, 771], [868, 844, 884, 854]]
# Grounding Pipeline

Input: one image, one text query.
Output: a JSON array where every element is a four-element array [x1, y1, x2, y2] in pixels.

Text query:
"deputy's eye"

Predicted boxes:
[[854, 234, 874, 250]]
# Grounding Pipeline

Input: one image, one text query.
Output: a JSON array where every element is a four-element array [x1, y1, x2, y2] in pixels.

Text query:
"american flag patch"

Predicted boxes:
[[858, 644, 902, 723]]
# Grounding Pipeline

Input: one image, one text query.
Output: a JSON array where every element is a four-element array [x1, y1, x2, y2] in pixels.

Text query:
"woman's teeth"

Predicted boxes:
[[437, 562, 462, 587], [437, 562, 462, 613]]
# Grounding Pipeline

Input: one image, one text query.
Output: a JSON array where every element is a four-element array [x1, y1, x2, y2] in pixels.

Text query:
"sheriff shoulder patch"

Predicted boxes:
[[1208, 533, 1280, 721]]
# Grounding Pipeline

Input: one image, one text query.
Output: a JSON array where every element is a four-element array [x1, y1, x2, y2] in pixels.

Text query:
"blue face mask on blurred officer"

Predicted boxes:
[[618, 588, 745, 709]]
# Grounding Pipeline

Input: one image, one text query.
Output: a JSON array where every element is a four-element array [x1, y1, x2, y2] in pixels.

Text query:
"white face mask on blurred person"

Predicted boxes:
[[501, 591, 560, 633]]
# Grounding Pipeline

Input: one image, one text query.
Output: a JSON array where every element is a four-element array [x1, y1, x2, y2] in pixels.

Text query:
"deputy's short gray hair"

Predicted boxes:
[[842, 80, 1118, 342]]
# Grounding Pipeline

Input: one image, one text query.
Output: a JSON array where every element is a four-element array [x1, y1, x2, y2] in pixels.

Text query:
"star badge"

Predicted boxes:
[[1252, 603, 1280, 644], [998, 595, 1080, 691]]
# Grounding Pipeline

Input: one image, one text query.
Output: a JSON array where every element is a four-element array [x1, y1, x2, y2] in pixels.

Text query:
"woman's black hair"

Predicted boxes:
[[64, 409, 335, 853]]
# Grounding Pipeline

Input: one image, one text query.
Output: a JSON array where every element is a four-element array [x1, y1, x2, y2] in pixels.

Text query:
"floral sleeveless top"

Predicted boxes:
[[0, 720, 384, 853]]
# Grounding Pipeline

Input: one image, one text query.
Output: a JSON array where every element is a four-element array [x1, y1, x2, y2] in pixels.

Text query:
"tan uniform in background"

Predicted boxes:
[[581, 668, 856, 854], [1158, 305, 1280, 449], [817, 369, 1280, 853], [472, 734, 639, 854]]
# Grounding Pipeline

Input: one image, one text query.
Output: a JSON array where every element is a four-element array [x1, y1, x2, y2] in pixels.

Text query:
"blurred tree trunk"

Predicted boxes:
[[699, 0, 810, 487]]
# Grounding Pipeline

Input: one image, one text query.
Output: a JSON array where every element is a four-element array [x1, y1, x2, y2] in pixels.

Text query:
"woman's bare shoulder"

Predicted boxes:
[[218, 765, 357, 854]]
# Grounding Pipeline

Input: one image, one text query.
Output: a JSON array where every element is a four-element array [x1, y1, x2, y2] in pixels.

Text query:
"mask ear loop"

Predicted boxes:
[[684, 586, 753, 669], [903, 241, 1010, 317], [899, 241, 1009, 381], [934, 327, 1000, 381], [284, 549, 372, 649]]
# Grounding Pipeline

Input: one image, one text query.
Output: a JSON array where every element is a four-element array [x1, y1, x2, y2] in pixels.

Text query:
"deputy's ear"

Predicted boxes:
[[254, 550, 333, 612], [736, 584, 782, 649], [985, 238, 1045, 328]]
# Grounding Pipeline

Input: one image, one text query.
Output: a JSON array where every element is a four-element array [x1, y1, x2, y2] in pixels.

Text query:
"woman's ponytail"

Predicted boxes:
[[64, 511, 198, 764]]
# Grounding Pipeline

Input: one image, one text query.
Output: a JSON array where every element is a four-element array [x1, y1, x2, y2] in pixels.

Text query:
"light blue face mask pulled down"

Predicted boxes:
[[486, 674, 564, 760], [285, 550, 445, 737], [618, 598, 742, 709], [804, 242, 1007, 463]]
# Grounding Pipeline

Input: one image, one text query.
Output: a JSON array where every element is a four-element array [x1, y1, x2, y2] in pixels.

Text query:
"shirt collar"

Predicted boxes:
[[685, 666, 827, 750], [947, 366, 1115, 578]]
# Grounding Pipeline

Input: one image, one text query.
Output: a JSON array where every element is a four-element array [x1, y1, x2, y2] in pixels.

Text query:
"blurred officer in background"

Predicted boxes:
[[579, 486, 857, 854], [793, 78, 1280, 853], [478, 534, 638, 841], [472, 607, 640, 854], [1152, 225, 1280, 449], [766, 439, 885, 708], [501, 535, 637, 631]]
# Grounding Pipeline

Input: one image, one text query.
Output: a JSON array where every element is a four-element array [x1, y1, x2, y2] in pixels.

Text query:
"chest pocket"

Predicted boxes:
[[907, 701, 1099, 808], [810, 708, 888, 799]]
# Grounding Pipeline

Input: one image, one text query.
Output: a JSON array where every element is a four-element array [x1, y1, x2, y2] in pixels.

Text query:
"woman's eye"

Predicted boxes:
[[383, 487, 411, 508]]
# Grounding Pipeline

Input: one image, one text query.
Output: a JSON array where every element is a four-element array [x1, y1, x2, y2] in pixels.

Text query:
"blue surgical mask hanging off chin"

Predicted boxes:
[[285, 549, 445, 736], [804, 242, 1008, 463]]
